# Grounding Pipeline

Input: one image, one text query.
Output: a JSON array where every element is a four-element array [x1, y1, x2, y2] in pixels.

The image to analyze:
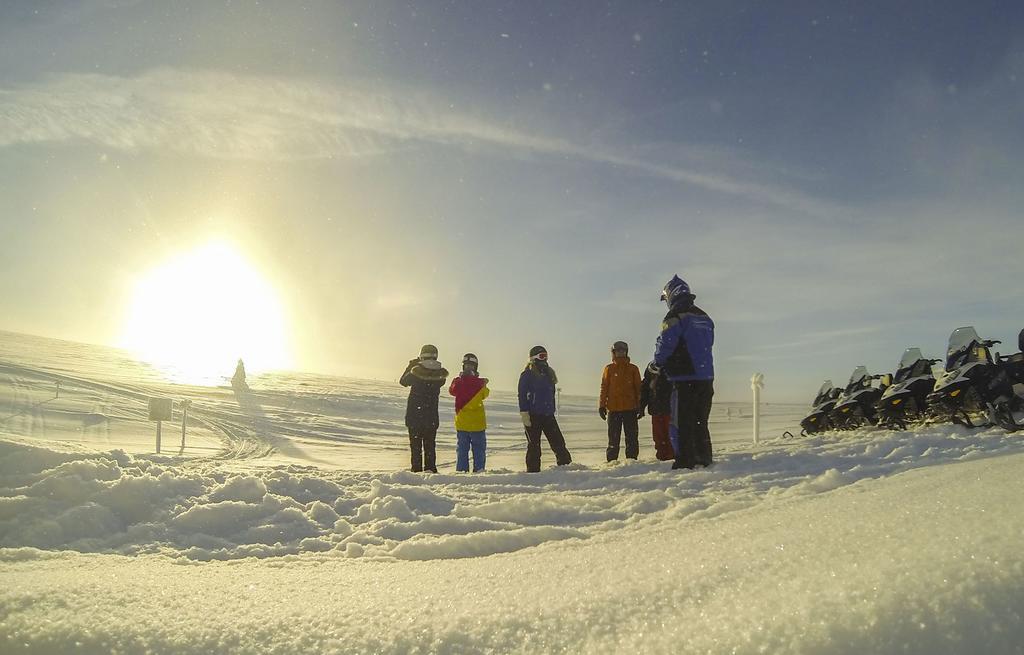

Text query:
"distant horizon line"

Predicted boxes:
[[0, 327, 789, 405]]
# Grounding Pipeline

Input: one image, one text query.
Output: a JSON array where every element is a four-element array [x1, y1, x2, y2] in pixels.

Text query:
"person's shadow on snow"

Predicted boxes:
[[231, 380, 267, 433], [230, 381, 331, 465]]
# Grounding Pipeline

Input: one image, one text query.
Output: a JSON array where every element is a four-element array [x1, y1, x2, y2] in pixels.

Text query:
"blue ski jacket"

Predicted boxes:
[[518, 363, 558, 416], [654, 304, 715, 382]]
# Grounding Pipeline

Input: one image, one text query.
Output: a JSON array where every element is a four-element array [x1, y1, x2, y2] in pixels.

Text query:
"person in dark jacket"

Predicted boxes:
[[518, 345, 572, 472], [639, 360, 675, 461], [399, 344, 449, 473], [231, 358, 249, 390], [652, 275, 715, 470]]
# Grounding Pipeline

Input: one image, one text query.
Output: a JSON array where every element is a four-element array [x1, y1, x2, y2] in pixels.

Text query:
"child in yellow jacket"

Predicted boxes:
[[449, 353, 490, 472]]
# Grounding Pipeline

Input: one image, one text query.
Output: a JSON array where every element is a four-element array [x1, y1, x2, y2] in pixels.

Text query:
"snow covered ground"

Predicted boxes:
[[2, 331, 1023, 653]]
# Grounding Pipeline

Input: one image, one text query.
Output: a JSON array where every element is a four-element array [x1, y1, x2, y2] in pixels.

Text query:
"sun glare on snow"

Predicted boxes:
[[120, 241, 293, 385]]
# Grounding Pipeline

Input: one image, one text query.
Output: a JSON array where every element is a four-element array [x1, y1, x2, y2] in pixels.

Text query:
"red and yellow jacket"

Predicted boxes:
[[600, 356, 641, 412], [449, 374, 490, 432]]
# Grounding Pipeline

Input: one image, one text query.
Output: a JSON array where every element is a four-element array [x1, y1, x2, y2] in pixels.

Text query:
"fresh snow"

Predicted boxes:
[[1, 331, 1023, 654]]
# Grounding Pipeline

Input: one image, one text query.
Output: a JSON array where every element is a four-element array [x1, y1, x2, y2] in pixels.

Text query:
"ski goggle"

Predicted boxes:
[[531, 352, 548, 361], [463, 355, 479, 366], [420, 353, 438, 361]]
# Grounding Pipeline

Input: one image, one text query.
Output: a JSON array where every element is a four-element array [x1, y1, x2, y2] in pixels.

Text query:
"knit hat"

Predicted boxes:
[[612, 341, 628, 354], [419, 344, 438, 360]]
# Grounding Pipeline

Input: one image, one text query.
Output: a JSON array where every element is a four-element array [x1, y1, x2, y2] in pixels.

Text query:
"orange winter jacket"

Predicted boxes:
[[599, 356, 642, 412]]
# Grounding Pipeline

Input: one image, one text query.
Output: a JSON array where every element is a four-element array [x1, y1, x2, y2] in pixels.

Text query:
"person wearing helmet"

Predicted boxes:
[[599, 341, 643, 461], [518, 345, 572, 472], [449, 353, 490, 472], [639, 359, 675, 461], [652, 275, 715, 469], [400, 344, 449, 473]]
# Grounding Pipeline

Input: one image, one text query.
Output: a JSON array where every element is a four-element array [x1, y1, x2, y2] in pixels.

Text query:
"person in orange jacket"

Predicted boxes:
[[599, 341, 643, 461]]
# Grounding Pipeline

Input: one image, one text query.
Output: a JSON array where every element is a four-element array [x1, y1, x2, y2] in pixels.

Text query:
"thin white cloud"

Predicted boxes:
[[0, 69, 832, 214]]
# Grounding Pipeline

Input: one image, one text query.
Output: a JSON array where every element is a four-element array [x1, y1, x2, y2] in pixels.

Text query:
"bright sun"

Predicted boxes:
[[120, 241, 293, 385]]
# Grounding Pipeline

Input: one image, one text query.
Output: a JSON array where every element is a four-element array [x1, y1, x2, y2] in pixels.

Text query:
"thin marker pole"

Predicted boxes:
[[180, 400, 190, 451], [751, 373, 765, 445]]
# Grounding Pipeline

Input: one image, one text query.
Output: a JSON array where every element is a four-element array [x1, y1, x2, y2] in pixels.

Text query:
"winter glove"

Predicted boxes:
[[599, 407, 607, 421], [520, 411, 532, 428], [647, 362, 661, 376]]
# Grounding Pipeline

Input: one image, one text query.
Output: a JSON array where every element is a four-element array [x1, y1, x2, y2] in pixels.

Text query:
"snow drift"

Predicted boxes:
[[3, 332, 1024, 653], [2, 429, 1024, 654]]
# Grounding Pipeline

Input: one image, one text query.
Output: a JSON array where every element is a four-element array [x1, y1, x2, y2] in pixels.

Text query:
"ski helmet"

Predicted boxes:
[[612, 341, 628, 354], [661, 275, 693, 305], [462, 353, 479, 371], [419, 344, 438, 360], [529, 345, 548, 361]]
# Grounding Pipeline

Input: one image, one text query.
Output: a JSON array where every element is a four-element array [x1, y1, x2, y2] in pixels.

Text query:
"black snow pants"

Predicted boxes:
[[607, 410, 639, 461], [525, 414, 572, 472], [671, 380, 714, 469], [408, 427, 438, 473]]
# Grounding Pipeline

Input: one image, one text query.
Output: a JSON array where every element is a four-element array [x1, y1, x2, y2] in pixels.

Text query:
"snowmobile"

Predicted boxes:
[[1000, 327, 1024, 386], [828, 366, 889, 429], [800, 380, 842, 435], [874, 348, 940, 430], [926, 326, 1021, 432], [995, 327, 1024, 411]]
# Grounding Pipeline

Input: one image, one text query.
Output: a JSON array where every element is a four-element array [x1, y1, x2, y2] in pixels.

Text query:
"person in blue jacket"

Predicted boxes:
[[518, 345, 572, 472], [652, 275, 715, 469]]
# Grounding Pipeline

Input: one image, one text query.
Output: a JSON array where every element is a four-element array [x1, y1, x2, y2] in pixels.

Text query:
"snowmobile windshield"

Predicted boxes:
[[946, 326, 982, 368], [845, 366, 870, 392], [894, 348, 925, 383], [899, 348, 924, 370], [813, 380, 834, 405]]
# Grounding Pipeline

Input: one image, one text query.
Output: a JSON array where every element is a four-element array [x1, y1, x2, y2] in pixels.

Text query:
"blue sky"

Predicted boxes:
[[1, 1, 1022, 401]]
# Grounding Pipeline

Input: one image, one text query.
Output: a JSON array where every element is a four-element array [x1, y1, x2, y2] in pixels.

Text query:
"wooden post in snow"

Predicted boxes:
[[180, 400, 191, 451], [148, 398, 173, 454]]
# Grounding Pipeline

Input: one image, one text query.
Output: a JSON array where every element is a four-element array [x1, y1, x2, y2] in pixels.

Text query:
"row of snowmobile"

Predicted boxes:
[[801, 326, 1024, 435]]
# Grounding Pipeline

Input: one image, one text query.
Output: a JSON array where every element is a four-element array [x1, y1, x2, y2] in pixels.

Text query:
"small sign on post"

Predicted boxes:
[[148, 398, 173, 453], [751, 373, 765, 445]]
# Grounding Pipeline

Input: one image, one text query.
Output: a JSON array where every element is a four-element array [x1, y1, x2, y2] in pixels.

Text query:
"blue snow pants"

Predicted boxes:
[[456, 430, 487, 472]]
